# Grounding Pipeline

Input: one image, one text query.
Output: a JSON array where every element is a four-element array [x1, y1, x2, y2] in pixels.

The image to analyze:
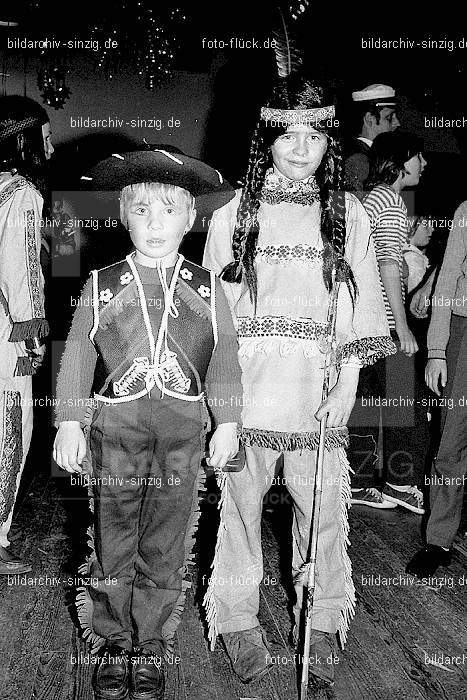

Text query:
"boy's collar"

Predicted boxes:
[[132, 249, 179, 269]]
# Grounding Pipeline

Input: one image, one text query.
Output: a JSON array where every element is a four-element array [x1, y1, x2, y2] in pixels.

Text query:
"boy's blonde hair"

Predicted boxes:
[[120, 182, 195, 229]]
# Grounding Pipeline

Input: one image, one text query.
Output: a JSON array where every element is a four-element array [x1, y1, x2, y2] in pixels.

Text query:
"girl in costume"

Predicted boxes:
[[0, 96, 51, 575], [202, 75, 396, 686]]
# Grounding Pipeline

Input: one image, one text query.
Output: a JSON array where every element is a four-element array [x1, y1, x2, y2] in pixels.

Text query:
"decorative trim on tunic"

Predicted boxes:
[[24, 209, 44, 319], [238, 316, 329, 342], [256, 244, 324, 265], [0, 391, 23, 523], [335, 335, 397, 368], [240, 426, 349, 452], [8, 318, 49, 343], [238, 316, 331, 358]]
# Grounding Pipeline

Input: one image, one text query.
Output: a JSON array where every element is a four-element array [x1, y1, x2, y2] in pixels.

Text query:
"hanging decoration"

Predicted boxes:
[[37, 63, 71, 109], [287, 0, 310, 20], [92, 1, 187, 90]]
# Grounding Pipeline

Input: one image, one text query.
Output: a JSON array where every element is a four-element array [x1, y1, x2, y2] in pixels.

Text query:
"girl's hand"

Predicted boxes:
[[315, 382, 357, 428]]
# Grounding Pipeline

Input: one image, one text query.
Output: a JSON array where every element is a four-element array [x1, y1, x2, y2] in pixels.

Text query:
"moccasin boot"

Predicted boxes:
[[306, 630, 339, 686], [222, 625, 272, 683]]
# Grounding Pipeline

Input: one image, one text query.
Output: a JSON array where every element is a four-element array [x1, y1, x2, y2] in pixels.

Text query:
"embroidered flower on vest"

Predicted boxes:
[[180, 268, 193, 280], [99, 288, 114, 303], [120, 272, 134, 285], [197, 285, 210, 298]]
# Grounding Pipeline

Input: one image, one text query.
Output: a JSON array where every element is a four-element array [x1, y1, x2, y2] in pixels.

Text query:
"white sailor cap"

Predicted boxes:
[[351, 84, 397, 106]]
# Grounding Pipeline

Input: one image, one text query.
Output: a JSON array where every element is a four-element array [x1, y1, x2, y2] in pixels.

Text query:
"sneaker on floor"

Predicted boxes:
[[382, 484, 425, 514], [350, 488, 397, 509], [222, 625, 272, 684], [406, 544, 452, 578]]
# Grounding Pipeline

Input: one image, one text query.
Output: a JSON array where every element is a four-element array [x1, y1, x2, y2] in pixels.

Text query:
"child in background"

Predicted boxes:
[[404, 216, 433, 294]]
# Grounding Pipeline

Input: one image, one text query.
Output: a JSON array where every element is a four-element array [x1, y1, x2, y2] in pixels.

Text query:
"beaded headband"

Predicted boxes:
[[0, 116, 45, 141], [260, 105, 335, 125]]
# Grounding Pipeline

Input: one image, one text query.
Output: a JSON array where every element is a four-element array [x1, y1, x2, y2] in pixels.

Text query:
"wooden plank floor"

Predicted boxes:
[[0, 457, 466, 700]]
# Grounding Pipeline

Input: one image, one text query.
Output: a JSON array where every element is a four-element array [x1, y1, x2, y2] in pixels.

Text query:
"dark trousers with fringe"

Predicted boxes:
[[88, 393, 208, 655]]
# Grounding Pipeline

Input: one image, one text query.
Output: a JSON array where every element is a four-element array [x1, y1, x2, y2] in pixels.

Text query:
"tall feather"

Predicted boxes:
[[272, 8, 303, 78]]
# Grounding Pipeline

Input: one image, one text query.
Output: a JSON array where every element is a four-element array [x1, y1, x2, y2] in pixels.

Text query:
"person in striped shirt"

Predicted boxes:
[[350, 131, 428, 513]]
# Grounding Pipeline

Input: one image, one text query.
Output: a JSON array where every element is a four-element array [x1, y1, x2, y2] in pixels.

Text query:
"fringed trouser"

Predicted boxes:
[[84, 394, 208, 656], [0, 376, 33, 548], [204, 441, 355, 648]]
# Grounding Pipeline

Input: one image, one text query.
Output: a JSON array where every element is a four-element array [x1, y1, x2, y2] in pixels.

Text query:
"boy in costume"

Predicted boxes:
[[53, 149, 242, 700], [202, 76, 396, 686]]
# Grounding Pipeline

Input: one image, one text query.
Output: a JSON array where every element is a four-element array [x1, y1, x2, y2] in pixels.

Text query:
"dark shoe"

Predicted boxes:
[[0, 545, 32, 575], [222, 626, 272, 684], [92, 645, 130, 700], [351, 487, 397, 509], [307, 630, 338, 686], [130, 648, 165, 700], [406, 544, 453, 579]]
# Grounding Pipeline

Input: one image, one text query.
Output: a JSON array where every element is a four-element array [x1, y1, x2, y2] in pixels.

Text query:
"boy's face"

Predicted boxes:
[[127, 195, 196, 259]]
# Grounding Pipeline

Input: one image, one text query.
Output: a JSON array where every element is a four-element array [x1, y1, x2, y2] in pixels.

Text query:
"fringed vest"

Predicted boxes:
[[90, 253, 218, 402]]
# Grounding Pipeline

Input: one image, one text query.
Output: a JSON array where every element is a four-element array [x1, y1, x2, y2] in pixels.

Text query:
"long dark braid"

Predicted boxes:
[[221, 124, 269, 302]]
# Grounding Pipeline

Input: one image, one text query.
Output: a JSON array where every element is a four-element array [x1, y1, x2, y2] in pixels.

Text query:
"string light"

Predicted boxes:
[[92, 0, 186, 89]]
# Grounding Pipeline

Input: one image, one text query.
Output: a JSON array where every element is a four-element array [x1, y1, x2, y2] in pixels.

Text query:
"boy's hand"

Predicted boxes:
[[53, 421, 86, 473], [207, 422, 239, 471]]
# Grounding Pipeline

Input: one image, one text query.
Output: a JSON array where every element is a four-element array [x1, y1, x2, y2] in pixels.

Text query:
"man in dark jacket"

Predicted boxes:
[[344, 84, 400, 198]]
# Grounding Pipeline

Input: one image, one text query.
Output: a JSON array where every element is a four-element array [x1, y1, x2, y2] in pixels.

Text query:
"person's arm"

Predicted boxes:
[[317, 195, 397, 427], [205, 279, 242, 468], [0, 182, 48, 374], [53, 278, 97, 473], [372, 204, 418, 355], [379, 261, 417, 355], [427, 205, 467, 360], [410, 268, 436, 318]]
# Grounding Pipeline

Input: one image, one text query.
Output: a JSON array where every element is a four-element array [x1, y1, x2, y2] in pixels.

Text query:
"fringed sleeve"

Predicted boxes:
[[0, 178, 49, 376], [334, 193, 397, 368]]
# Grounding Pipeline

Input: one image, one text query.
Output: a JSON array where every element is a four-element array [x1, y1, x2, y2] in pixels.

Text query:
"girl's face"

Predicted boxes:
[[271, 124, 328, 181], [401, 152, 426, 187]]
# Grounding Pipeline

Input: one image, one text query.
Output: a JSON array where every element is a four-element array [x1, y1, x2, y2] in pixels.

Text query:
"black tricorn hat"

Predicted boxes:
[[81, 147, 234, 214]]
